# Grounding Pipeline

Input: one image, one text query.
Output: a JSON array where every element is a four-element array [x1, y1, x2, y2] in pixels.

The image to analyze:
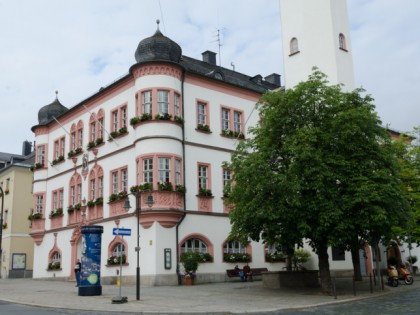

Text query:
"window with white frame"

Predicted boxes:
[[77, 183, 82, 204], [59, 190, 64, 208], [35, 195, 43, 213], [223, 241, 246, 254], [143, 158, 153, 183], [52, 252, 61, 263], [221, 108, 230, 131], [197, 102, 207, 126], [112, 243, 125, 257], [53, 191, 58, 210], [98, 176, 103, 197], [54, 141, 59, 159], [111, 167, 128, 194], [174, 93, 180, 117], [175, 159, 181, 185], [90, 179, 96, 200], [181, 238, 208, 253], [90, 121, 96, 142], [157, 90, 169, 114], [142, 91, 152, 114], [233, 111, 242, 133], [71, 132, 77, 151], [112, 110, 118, 132], [112, 171, 119, 194], [223, 168, 231, 188], [121, 107, 127, 128], [71, 186, 75, 205], [60, 138, 65, 157], [98, 118, 104, 139], [198, 165, 208, 189], [78, 128, 83, 148], [158, 158, 170, 183], [37, 145, 46, 166]]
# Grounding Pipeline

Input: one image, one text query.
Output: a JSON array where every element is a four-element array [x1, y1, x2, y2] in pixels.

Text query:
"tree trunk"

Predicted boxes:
[[351, 246, 363, 281], [317, 244, 332, 293]]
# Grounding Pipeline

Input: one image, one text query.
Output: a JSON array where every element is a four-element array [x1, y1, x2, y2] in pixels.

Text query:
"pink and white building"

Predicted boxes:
[[30, 24, 282, 284]]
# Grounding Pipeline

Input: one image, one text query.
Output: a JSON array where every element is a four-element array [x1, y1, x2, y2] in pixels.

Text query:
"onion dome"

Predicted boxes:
[[37, 91, 68, 125], [134, 20, 182, 64]]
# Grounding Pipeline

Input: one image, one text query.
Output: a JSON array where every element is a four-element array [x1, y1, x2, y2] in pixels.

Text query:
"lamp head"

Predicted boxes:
[[123, 197, 131, 211]]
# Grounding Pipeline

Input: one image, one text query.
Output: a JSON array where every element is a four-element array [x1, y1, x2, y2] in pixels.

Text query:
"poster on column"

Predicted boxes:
[[79, 225, 103, 296]]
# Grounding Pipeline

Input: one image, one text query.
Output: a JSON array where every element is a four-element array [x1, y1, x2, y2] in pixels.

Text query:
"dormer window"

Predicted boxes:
[[214, 72, 223, 80]]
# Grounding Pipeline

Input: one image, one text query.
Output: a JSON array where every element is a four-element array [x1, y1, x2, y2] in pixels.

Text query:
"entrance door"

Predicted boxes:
[[359, 248, 367, 276]]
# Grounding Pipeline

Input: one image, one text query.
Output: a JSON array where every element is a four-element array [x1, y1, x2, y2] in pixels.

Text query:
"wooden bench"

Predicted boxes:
[[226, 267, 268, 281]]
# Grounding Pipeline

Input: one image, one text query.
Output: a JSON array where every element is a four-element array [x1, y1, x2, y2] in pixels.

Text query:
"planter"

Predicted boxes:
[[262, 270, 320, 289], [184, 277, 194, 285]]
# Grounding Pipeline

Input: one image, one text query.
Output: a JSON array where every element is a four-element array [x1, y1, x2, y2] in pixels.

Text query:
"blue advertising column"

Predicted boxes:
[[79, 225, 103, 296]]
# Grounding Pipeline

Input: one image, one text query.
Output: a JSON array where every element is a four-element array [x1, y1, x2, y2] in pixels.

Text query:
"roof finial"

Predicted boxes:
[[156, 19, 160, 30], [55, 90, 58, 100]]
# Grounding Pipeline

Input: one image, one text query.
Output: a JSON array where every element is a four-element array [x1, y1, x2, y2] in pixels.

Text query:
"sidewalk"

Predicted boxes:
[[0, 276, 412, 314]]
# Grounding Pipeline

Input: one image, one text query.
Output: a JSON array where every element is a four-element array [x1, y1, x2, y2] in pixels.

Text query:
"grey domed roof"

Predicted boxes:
[[38, 95, 68, 125], [134, 21, 182, 64]]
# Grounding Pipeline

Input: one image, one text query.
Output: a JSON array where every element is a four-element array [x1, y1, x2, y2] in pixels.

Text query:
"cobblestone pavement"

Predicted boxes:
[[0, 276, 417, 314]]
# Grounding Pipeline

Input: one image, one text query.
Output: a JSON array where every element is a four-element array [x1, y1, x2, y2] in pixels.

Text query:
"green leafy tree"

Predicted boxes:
[[225, 70, 408, 292]]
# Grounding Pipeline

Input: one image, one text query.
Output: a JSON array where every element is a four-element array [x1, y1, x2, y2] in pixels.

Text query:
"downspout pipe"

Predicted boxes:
[[0, 186, 4, 278], [176, 68, 187, 285]]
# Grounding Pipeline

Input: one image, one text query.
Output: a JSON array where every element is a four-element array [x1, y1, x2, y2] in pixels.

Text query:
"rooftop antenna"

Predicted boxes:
[[212, 28, 225, 66]]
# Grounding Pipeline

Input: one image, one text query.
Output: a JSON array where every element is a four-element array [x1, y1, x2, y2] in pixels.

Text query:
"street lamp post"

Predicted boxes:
[[0, 186, 4, 279], [123, 190, 153, 301]]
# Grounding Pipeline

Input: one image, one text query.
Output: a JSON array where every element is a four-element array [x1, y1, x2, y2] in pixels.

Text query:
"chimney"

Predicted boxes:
[[264, 73, 281, 86], [22, 140, 33, 156], [202, 50, 217, 65]]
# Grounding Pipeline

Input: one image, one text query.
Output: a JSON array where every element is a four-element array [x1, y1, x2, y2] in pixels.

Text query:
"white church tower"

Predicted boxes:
[[279, 0, 355, 91]]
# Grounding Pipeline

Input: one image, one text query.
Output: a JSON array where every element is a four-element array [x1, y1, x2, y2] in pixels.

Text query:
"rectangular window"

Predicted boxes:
[[112, 111, 118, 132], [122, 107, 127, 128], [90, 179, 96, 200], [36, 195, 43, 213], [60, 138, 65, 157], [158, 158, 170, 183], [77, 183, 82, 204], [71, 186, 75, 205], [142, 91, 152, 114], [174, 93, 180, 117], [37, 145, 45, 166], [98, 176, 103, 197], [78, 129, 83, 148], [198, 165, 208, 189], [59, 190, 64, 208], [234, 111, 242, 133], [222, 109, 230, 131], [223, 168, 231, 188], [197, 103, 206, 126], [158, 90, 169, 114], [175, 159, 181, 185], [71, 132, 76, 150], [112, 171, 119, 194], [53, 191, 58, 210], [121, 168, 128, 192], [90, 122, 96, 141], [54, 141, 60, 159], [98, 119, 104, 139], [143, 159, 153, 183]]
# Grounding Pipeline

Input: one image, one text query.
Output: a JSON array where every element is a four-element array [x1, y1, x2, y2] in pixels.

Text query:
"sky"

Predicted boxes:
[[0, 0, 419, 155]]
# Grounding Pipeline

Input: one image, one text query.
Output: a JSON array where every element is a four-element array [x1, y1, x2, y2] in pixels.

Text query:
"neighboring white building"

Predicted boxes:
[[280, 0, 355, 91], [30, 23, 282, 285]]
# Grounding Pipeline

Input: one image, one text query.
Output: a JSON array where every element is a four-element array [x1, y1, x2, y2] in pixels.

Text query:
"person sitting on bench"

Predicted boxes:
[[243, 265, 253, 281]]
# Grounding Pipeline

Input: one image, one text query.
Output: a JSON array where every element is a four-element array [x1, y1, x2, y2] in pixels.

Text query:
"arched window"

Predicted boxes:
[[290, 37, 299, 55], [339, 33, 347, 51], [48, 251, 61, 270], [107, 237, 128, 265], [223, 240, 251, 263], [181, 238, 208, 253], [265, 243, 286, 262]]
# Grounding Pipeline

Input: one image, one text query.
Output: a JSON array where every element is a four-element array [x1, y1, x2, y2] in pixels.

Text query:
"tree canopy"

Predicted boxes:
[[225, 70, 409, 292]]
